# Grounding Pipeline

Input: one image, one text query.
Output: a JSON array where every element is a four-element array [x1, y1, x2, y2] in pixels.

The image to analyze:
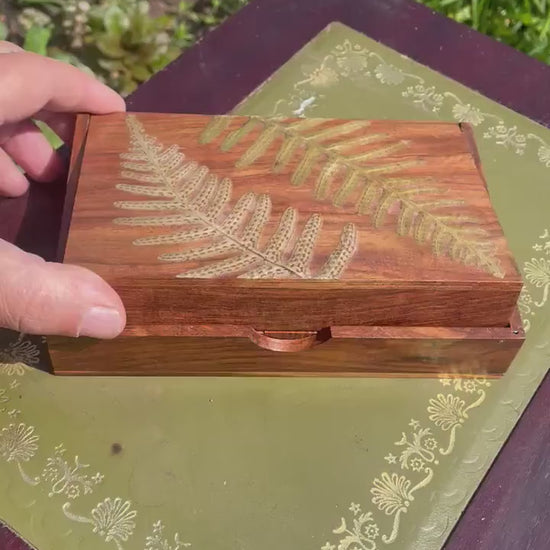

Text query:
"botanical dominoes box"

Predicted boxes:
[[47, 112, 524, 376]]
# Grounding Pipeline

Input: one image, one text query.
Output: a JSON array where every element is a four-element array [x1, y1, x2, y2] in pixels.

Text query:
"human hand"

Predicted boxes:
[[0, 41, 126, 338]]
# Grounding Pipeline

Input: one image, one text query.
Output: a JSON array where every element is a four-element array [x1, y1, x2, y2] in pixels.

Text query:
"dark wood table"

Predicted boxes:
[[2, 0, 549, 548]]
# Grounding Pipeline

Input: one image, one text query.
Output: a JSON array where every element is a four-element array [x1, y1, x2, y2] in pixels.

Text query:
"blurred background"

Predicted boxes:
[[0, 0, 549, 97]]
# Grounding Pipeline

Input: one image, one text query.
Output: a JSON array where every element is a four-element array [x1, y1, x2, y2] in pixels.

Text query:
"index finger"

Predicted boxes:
[[0, 49, 126, 125]]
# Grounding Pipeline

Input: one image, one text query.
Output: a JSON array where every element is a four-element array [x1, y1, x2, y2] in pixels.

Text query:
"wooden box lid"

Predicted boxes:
[[60, 112, 523, 333]]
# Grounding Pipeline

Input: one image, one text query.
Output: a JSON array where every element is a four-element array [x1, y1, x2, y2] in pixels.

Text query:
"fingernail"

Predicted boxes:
[[79, 307, 124, 339]]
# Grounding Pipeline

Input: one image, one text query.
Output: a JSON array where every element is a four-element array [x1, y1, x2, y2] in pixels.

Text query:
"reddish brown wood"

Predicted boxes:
[[46, 111, 526, 377], [248, 328, 329, 352], [48, 314, 523, 376], [58, 112, 522, 337], [56, 114, 90, 262]]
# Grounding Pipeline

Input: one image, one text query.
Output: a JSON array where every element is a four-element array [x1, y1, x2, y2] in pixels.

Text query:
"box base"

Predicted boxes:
[[47, 321, 524, 378]]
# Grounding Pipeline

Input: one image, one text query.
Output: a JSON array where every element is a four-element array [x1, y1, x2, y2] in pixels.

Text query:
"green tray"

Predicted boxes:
[[1, 22, 549, 550]]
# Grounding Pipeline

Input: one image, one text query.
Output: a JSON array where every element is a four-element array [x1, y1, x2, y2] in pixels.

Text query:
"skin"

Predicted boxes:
[[0, 41, 127, 339]]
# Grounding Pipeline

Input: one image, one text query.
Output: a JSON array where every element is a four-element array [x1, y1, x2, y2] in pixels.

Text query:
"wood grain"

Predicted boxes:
[[48, 320, 523, 377], [60, 112, 522, 334]]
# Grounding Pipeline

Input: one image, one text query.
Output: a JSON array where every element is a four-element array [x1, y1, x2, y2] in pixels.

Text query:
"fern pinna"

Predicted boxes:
[[199, 115, 504, 279], [112, 116, 358, 279]]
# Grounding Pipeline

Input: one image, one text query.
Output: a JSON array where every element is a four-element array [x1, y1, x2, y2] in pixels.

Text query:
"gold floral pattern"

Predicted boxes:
[[42, 444, 104, 499], [0, 347, 188, 549], [402, 84, 444, 112], [537, 145, 550, 167], [327, 504, 379, 550], [483, 125, 527, 155], [524, 258, 550, 288], [451, 103, 485, 125], [270, 37, 550, 168], [333, 39, 370, 77], [0, 423, 38, 463], [145, 520, 191, 550], [90, 498, 137, 547], [63, 498, 138, 550], [519, 229, 550, 331], [395, 427, 439, 469], [373, 62, 405, 85], [322, 369, 492, 549], [427, 394, 466, 431], [0, 333, 39, 376]]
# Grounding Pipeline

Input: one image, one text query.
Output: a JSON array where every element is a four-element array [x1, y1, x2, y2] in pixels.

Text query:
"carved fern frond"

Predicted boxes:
[[113, 115, 358, 280], [199, 115, 504, 278]]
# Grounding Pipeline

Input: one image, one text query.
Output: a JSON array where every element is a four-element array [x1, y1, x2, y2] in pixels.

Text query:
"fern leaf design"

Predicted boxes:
[[316, 160, 342, 199], [114, 115, 358, 280], [199, 115, 505, 278], [197, 115, 231, 144], [236, 124, 281, 168], [317, 223, 358, 279]]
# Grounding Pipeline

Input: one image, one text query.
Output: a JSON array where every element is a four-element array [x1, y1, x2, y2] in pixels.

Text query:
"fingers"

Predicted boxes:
[[0, 147, 28, 196], [0, 239, 126, 338], [1, 120, 64, 184], [0, 47, 125, 126], [0, 41, 23, 54], [34, 111, 76, 144]]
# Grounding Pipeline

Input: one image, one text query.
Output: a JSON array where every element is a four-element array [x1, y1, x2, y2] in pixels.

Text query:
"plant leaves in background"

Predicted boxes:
[[0, 20, 8, 40], [103, 5, 129, 36], [23, 25, 52, 55], [3, 0, 550, 98], [34, 120, 63, 150]]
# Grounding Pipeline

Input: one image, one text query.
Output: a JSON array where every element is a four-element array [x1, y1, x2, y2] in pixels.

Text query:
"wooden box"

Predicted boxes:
[[47, 112, 525, 377]]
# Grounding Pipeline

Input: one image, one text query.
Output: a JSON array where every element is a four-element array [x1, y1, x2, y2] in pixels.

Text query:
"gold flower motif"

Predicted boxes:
[[145, 520, 190, 550], [524, 258, 550, 287], [452, 103, 485, 126], [538, 145, 550, 167], [0, 423, 39, 462], [461, 380, 478, 393], [424, 437, 438, 451], [336, 54, 369, 77], [91, 497, 137, 545], [427, 394, 466, 431], [0, 336, 40, 376], [308, 66, 340, 88], [371, 472, 411, 515], [385, 453, 397, 464], [363, 523, 379, 540], [374, 63, 405, 85], [67, 484, 81, 500], [0, 364, 26, 377], [402, 85, 444, 112], [333, 41, 369, 77], [92, 472, 105, 485], [410, 457, 425, 472], [334, 40, 370, 76]]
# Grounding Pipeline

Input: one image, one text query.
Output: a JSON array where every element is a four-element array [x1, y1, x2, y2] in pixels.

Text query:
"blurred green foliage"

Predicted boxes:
[[420, 0, 550, 62], [1, 0, 249, 96], [0, 0, 549, 97]]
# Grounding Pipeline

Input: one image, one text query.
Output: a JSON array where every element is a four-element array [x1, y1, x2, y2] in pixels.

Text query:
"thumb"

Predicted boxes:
[[0, 239, 126, 338]]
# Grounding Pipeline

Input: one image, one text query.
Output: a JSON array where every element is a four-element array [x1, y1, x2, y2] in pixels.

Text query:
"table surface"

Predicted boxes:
[[1, 0, 549, 548]]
